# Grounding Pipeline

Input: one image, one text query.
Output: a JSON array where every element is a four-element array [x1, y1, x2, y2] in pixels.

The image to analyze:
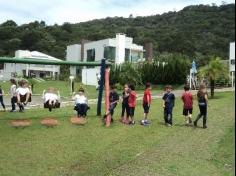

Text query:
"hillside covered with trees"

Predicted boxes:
[[0, 3, 235, 66]]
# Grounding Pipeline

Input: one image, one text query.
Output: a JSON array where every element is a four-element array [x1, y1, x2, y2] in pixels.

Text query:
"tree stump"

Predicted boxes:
[[70, 117, 87, 125], [41, 118, 58, 127], [9, 119, 32, 128]]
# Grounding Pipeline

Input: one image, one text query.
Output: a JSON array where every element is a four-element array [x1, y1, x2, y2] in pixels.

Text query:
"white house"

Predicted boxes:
[[0, 50, 61, 80], [229, 42, 235, 87], [66, 33, 144, 85]]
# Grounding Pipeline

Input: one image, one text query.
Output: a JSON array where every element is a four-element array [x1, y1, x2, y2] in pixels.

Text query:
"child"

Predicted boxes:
[[104, 85, 120, 123], [162, 85, 175, 127], [141, 82, 152, 125], [42, 87, 60, 112], [9, 79, 17, 112], [0, 85, 6, 111], [121, 84, 130, 123], [127, 84, 137, 125], [181, 84, 193, 125], [73, 88, 89, 118], [194, 83, 208, 129], [16, 79, 31, 112]]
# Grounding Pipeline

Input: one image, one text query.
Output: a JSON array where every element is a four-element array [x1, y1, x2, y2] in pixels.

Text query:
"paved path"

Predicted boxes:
[[0, 87, 234, 111]]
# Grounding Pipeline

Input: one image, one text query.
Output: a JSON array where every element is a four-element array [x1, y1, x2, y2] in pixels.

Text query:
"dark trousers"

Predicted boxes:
[[0, 97, 5, 109], [121, 103, 130, 117], [109, 103, 117, 117], [195, 105, 207, 126], [74, 104, 89, 117], [11, 97, 17, 110], [164, 107, 173, 125]]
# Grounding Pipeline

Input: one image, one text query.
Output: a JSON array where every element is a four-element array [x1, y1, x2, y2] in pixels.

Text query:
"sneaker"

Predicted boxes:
[[129, 121, 135, 125], [167, 124, 172, 127], [140, 120, 145, 125], [125, 119, 130, 125], [203, 125, 207, 129], [19, 109, 24, 113], [103, 114, 107, 119], [10, 110, 16, 113], [145, 120, 150, 124], [121, 119, 126, 124]]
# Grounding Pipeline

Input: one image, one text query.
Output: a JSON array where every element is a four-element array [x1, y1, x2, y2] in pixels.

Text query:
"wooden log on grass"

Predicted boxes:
[[9, 119, 32, 128], [40, 118, 58, 127], [70, 117, 87, 125]]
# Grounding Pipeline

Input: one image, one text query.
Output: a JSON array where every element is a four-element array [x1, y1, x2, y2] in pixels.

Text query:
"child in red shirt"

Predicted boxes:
[[141, 82, 152, 125], [128, 84, 137, 125], [181, 84, 193, 125]]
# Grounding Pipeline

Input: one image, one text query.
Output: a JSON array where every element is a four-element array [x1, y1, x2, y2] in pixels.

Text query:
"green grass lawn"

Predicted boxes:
[[0, 80, 175, 99], [0, 92, 234, 176]]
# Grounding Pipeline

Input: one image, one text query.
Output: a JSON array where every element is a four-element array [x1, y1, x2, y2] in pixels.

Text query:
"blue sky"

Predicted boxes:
[[0, 0, 234, 25]]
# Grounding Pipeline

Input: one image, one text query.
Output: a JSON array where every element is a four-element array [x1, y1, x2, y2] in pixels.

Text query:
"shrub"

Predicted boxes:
[[110, 54, 190, 86]]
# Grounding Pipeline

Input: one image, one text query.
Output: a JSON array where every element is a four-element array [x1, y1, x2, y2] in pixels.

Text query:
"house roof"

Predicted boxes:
[[15, 50, 62, 62]]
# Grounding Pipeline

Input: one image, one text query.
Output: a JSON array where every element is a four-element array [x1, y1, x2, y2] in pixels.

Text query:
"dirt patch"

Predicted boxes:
[[9, 119, 32, 127], [70, 117, 87, 125], [41, 118, 58, 127]]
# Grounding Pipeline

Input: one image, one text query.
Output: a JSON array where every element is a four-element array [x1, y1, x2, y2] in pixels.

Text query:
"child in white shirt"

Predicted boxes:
[[42, 87, 60, 112], [16, 79, 31, 112], [72, 88, 89, 118]]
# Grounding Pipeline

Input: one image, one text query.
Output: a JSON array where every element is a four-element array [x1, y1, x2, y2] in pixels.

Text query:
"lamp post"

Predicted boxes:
[[69, 76, 75, 94]]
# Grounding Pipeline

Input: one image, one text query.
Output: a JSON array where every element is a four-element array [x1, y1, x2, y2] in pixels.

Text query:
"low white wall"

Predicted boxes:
[[82, 67, 100, 86]]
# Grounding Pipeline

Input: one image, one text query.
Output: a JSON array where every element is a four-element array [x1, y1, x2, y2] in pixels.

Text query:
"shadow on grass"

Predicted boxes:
[[174, 123, 205, 129], [208, 92, 234, 100]]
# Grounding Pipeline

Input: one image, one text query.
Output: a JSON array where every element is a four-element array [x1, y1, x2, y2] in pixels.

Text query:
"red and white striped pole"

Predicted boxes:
[[105, 67, 111, 127]]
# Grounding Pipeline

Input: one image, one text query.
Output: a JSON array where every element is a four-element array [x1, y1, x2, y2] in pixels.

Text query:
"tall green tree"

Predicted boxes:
[[198, 57, 228, 98]]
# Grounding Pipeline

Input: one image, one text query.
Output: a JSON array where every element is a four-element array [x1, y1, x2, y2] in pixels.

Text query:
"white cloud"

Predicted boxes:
[[0, 0, 234, 25]]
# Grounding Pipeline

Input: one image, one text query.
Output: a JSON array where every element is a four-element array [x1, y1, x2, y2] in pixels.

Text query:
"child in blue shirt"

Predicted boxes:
[[162, 85, 175, 127]]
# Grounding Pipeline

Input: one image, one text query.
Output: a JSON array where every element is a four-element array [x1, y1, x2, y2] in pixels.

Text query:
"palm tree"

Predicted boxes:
[[198, 57, 228, 98]]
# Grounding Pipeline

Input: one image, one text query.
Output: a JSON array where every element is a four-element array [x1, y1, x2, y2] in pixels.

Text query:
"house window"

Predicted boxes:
[[0, 63, 4, 70], [125, 49, 130, 62], [231, 59, 235, 65], [104, 46, 116, 61], [87, 49, 95, 62]]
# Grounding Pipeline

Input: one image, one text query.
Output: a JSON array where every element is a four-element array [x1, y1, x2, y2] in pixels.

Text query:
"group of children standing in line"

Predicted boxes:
[[104, 82, 208, 128], [0, 79, 208, 128]]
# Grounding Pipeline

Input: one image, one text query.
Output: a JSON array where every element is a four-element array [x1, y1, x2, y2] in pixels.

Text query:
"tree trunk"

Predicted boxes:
[[210, 79, 215, 98]]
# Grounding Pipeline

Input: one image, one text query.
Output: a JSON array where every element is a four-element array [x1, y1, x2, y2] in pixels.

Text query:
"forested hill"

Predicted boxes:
[[0, 3, 235, 65]]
